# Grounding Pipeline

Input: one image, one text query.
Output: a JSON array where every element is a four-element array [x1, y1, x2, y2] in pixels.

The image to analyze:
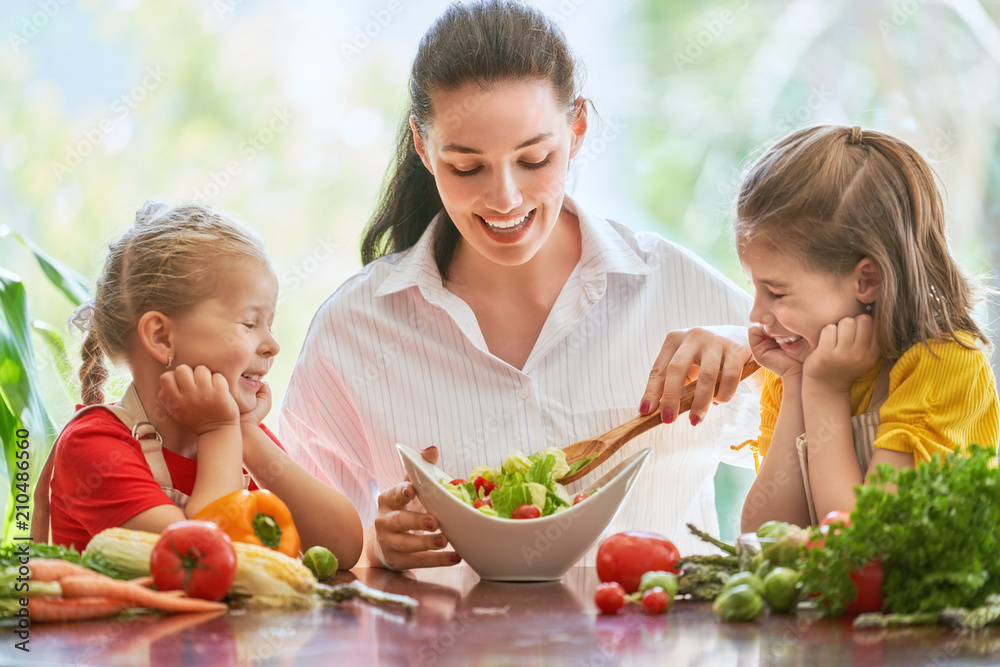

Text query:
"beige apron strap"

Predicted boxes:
[[853, 361, 893, 477], [30, 401, 137, 544], [794, 434, 818, 526], [30, 384, 193, 542], [796, 360, 893, 526]]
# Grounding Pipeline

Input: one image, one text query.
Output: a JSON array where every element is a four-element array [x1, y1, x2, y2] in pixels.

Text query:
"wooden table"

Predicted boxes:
[[5, 565, 1000, 666]]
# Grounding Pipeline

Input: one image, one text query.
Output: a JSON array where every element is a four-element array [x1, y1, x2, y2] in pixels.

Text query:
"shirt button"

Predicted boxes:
[[516, 388, 529, 400]]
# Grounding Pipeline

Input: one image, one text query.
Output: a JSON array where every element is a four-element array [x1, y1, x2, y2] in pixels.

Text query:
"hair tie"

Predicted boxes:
[[848, 126, 864, 145], [68, 298, 95, 336], [134, 200, 170, 226]]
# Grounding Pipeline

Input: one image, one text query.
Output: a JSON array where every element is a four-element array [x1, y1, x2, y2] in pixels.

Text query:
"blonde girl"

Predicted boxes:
[[36, 201, 363, 567], [736, 126, 999, 530]]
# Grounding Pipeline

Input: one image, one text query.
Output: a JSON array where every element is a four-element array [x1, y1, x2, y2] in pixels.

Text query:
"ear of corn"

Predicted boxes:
[[82, 527, 317, 604]]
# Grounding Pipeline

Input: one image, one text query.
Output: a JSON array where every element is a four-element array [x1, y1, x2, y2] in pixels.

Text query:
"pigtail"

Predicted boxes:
[[79, 331, 109, 405]]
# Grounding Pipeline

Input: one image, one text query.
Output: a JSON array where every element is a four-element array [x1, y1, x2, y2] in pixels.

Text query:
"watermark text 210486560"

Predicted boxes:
[[11, 428, 33, 652]]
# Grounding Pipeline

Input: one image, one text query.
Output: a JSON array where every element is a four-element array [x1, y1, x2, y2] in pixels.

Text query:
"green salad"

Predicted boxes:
[[439, 448, 594, 519]]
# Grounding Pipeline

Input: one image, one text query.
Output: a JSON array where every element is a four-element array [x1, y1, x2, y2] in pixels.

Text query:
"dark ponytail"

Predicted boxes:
[[359, 0, 581, 279]]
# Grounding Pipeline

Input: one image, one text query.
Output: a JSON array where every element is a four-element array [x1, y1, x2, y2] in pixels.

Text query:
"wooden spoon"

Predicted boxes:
[[557, 359, 760, 485]]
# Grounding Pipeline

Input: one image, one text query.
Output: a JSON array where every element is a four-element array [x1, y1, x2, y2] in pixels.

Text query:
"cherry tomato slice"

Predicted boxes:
[[573, 493, 589, 505], [511, 504, 541, 520], [473, 497, 492, 509], [594, 582, 625, 615], [448, 479, 467, 486], [473, 476, 496, 496]]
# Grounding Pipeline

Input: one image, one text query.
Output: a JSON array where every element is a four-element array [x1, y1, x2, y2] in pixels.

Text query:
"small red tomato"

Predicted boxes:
[[820, 510, 852, 532], [473, 476, 496, 496], [594, 582, 625, 615], [573, 493, 589, 505], [596, 532, 681, 594], [846, 559, 884, 615], [641, 587, 670, 614], [151, 520, 237, 601], [511, 504, 541, 520], [448, 479, 467, 486], [473, 497, 492, 509]]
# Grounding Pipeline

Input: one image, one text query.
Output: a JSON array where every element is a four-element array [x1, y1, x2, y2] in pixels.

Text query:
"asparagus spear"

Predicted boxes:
[[676, 554, 739, 569], [686, 523, 738, 556], [853, 611, 939, 629], [315, 580, 418, 615]]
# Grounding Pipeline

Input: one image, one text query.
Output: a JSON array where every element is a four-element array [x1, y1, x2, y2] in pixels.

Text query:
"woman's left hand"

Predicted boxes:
[[639, 325, 753, 425]]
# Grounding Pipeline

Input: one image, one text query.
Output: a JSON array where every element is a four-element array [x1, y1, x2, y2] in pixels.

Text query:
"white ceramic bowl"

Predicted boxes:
[[396, 444, 651, 582]]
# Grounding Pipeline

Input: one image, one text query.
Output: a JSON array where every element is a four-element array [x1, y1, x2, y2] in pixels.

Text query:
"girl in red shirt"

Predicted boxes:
[[41, 201, 362, 568]]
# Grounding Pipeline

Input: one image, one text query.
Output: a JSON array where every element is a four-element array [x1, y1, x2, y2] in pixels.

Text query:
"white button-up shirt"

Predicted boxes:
[[279, 198, 760, 556]]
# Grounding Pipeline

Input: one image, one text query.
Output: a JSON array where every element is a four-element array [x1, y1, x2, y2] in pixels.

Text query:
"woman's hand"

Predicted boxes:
[[803, 315, 880, 394], [158, 364, 240, 434], [369, 446, 460, 570], [639, 325, 753, 425], [748, 324, 802, 379]]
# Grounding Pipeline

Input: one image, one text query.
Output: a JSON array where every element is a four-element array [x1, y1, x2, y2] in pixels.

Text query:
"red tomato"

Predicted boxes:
[[473, 497, 492, 509], [846, 559, 884, 615], [596, 532, 680, 594], [151, 520, 237, 601], [511, 504, 541, 520], [820, 510, 852, 531], [594, 582, 625, 615], [473, 476, 496, 496], [641, 587, 670, 614], [448, 479, 467, 486], [573, 493, 589, 505]]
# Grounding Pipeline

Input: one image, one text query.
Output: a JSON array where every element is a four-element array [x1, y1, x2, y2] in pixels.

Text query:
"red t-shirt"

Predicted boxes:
[[49, 406, 285, 550]]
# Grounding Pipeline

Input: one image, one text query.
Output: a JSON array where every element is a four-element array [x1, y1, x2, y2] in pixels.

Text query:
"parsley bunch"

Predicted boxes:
[[802, 445, 1000, 616]]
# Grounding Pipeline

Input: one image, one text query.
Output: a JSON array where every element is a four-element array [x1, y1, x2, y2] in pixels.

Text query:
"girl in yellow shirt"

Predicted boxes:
[[735, 125, 999, 531]]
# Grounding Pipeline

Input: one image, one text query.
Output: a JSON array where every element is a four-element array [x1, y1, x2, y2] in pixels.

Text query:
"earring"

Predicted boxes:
[[166, 356, 172, 370], [865, 303, 873, 313]]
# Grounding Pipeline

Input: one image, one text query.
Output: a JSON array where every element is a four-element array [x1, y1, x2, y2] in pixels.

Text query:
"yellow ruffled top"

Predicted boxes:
[[735, 333, 1000, 471]]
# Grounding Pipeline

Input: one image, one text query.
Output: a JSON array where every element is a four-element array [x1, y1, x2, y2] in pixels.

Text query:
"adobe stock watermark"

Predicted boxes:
[[574, 117, 624, 175], [278, 234, 340, 305], [51, 66, 168, 181], [673, 0, 752, 72], [192, 108, 294, 204], [877, 0, 928, 38], [340, 0, 403, 62], [774, 85, 832, 133], [6, 0, 70, 53], [921, 127, 959, 164]]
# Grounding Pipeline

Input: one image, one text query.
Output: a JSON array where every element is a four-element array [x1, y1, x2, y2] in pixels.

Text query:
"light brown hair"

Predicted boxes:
[[734, 125, 989, 360], [360, 0, 582, 279], [80, 202, 269, 404]]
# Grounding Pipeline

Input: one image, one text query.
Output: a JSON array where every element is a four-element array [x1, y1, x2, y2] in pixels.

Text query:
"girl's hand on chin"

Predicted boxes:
[[803, 315, 880, 392], [749, 324, 802, 379], [158, 364, 240, 434], [240, 381, 272, 426]]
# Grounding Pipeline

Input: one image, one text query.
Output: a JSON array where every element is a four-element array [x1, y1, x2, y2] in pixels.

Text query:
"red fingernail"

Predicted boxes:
[[422, 445, 437, 453], [661, 408, 675, 424], [690, 414, 701, 426], [640, 400, 650, 415], [434, 536, 446, 548], [450, 554, 462, 564], [424, 517, 435, 530], [403, 486, 413, 500]]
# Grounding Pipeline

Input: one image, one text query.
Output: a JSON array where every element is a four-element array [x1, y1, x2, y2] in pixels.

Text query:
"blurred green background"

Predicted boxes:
[[1, 0, 998, 505]]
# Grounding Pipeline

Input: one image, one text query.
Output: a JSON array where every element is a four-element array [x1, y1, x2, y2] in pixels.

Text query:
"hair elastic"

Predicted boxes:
[[849, 126, 864, 145], [68, 299, 95, 336]]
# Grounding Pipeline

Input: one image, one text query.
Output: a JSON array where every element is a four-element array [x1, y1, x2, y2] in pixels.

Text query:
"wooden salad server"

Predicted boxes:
[[557, 358, 760, 485]]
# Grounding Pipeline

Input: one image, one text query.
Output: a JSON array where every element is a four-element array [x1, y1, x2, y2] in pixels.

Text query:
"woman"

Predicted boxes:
[[280, 0, 760, 570]]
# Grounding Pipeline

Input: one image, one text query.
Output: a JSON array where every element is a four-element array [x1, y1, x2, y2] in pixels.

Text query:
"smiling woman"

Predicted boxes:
[[279, 0, 763, 572]]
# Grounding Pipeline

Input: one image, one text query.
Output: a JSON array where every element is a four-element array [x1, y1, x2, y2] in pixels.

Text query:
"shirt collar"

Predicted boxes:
[[373, 195, 651, 302]]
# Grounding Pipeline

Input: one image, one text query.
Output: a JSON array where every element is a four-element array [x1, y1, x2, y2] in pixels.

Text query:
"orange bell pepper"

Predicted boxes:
[[193, 490, 301, 558]]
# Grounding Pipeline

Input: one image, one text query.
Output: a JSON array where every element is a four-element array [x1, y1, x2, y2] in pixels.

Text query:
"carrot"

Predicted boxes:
[[27, 559, 97, 582], [27, 596, 133, 622], [58, 575, 228, 613]]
